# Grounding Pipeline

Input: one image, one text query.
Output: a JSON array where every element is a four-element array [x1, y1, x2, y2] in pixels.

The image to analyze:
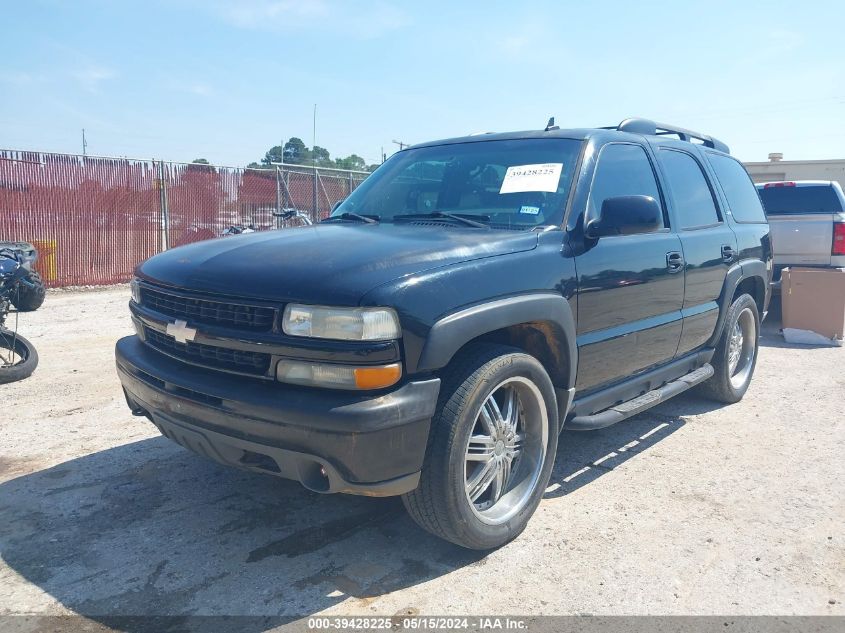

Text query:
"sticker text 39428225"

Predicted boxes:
[[499, 163, 563, 194]]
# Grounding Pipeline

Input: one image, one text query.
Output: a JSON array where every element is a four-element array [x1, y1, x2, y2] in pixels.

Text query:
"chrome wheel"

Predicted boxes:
[[728, 307, 756, 389], [463, 376, 548, 525]]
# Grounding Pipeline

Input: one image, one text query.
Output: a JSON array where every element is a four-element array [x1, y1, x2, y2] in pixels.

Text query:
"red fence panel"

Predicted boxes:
[[0, 150, 161, 287], [0, 150, 370, 287]]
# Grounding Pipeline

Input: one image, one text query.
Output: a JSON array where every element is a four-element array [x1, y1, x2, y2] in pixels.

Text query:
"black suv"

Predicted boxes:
[[116, 118, 771, 549]]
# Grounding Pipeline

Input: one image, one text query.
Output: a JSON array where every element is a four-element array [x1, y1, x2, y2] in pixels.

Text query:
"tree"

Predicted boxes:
[[283, 137, 307, 164], [253, 137, 375, 170], [311, 145, 332, 166], [260, 145, 284, 166], [335, 154, 366, 171], [192, 158, 210, 164]]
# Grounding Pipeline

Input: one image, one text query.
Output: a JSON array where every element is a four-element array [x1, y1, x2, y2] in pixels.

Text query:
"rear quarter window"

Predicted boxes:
[[657, 149, 721, 229], [707, 153, 767, 223], [757, 184, 844, 215]]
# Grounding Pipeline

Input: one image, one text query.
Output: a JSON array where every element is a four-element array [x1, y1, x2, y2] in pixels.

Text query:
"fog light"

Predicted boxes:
[[276, 360, 401, 390]]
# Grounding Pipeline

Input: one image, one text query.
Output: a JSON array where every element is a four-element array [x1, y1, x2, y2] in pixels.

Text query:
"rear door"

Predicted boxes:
[[655, 147, 736, 357], [757, 182, 845, 267]]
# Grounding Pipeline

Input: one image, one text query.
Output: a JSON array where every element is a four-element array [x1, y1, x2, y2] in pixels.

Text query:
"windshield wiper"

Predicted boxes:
[[321, 212, 379, 224], [393, 211, 490, 228]]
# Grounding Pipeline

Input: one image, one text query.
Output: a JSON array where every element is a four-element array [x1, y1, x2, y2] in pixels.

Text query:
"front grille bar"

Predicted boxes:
[[140, 285, 277, 332], [144, 327, 271, 377]]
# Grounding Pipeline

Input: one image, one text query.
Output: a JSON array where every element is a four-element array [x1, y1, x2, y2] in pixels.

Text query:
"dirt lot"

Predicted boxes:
[[0, 286, 842, 622]]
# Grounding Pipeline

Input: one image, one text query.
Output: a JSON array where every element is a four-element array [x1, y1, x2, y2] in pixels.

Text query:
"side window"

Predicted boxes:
[[658, 149, 721, 229], [707, 153, 767, 223], [587, 143, 664, 228]]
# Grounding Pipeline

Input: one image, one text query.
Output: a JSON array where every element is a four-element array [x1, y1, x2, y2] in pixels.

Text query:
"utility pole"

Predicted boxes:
[[312, 104, 317, 160], [82, 129, 87, 156], [275, 166, 282, 226], [157, 161, 170, 250], [278, 137, 285, 223], [312, 104, 318, 219]]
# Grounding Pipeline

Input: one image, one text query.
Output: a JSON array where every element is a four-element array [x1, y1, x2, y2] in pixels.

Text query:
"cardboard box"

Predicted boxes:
[[781, 267, 845, 341]]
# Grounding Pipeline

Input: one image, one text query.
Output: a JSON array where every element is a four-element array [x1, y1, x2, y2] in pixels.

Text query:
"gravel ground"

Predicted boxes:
[[0, 286, 842, 622]]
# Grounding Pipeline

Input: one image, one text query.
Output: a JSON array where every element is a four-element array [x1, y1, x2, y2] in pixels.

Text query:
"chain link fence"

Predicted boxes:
[[0, 149, 370, 287]]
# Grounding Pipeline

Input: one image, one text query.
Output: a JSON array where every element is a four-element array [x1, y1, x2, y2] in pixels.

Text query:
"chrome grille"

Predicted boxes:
[[140, 286, 276, 332], [144, 327, 271, 376]]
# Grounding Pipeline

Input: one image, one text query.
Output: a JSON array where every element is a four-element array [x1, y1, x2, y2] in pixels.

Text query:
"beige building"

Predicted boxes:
[[744, 153, 845, 189]]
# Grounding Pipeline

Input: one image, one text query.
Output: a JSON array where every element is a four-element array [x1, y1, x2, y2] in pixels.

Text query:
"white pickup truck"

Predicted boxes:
[[756, 180, 845, 288]]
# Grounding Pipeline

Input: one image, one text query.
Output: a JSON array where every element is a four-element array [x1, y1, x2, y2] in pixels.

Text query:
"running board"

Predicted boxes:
[[566, 364, 714, 431]]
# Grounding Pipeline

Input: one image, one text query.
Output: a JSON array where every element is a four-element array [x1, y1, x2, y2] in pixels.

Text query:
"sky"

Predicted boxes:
[[1, 0, 843, 167]]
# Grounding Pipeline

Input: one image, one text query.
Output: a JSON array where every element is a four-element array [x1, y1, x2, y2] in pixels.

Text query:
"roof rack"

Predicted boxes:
[[607, 118, 730, 154]]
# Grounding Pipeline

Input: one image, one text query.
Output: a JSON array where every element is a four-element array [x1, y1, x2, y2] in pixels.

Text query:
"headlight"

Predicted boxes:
[[130, 278, 142, 304], [282, 304, 401, 341], [276, 360, 401, 390]]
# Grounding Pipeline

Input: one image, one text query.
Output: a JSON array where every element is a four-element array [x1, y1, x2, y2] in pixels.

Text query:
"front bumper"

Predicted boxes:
[[115, 335, 440, 496]]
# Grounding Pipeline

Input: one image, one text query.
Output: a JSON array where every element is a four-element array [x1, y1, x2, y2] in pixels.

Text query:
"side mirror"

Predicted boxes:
[[585, 195, 662, 238]]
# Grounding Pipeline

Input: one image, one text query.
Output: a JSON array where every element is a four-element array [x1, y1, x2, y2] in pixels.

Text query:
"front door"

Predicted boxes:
[[574, 143, 685, 392]]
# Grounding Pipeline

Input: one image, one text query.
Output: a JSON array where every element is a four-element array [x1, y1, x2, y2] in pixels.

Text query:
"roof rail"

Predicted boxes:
[[611, 118, 730, 154]]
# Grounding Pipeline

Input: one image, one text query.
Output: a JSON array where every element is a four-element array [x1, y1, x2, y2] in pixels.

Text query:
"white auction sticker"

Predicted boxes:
[[499, 163, 562, 194]]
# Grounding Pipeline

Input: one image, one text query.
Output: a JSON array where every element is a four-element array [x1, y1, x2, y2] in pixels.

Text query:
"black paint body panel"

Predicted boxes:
[[119, 124, 772, 487]]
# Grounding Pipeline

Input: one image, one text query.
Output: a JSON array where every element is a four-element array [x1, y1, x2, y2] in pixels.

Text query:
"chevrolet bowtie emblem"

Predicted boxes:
[[165, 319, 197, 344]]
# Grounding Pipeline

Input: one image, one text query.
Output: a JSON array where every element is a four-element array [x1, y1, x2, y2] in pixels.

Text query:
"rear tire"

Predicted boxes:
[[697, 293, 759, 404], [402, 343, 559, 550], [12, 271, 46, 312], [0, 329, 38, 384]]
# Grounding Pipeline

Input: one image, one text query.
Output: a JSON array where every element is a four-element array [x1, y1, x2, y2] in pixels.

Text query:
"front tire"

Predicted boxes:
[[402, 344, 559, 550], [697, 293, 759, 403]]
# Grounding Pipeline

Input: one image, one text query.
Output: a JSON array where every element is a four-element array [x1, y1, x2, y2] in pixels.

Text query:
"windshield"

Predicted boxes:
[[333, 138, 583, 229], [757, 184, 844, 215]]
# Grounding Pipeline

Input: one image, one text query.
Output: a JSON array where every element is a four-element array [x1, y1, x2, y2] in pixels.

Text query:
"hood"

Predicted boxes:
[[138, 223, 538, 304]]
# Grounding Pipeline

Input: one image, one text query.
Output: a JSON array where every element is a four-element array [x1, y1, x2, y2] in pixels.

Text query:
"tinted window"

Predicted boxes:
[[334, 139, 582, 229], [757, 184, 844, 215], [658, 149, 720, 229], [587, 144, 663, 227], [708, 154, 767, 223]]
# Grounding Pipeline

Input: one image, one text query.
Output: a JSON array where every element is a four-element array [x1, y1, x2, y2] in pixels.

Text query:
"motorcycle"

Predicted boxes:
[[0, 241, 46, 311], [272, 207, 313, 227], [220, 209, 313, 237], [0, 247, 39, 384], [220, 224, 257, 237]]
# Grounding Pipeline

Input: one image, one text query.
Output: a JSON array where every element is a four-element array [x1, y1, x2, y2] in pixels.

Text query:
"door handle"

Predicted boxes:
[[721, 244, 735, 263], [666, 251, 684, 273]]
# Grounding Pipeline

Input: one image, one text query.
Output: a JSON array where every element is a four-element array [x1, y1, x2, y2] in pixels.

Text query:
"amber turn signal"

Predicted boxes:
[[353, 363, 402, 389]]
